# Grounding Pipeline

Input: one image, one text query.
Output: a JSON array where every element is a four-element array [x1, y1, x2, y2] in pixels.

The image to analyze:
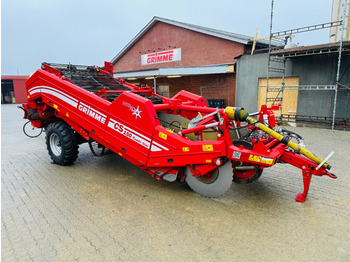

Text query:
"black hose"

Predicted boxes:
[[154, 117, 184, 130], [281, 128, 303, 139], [169, 121, 182, 130]]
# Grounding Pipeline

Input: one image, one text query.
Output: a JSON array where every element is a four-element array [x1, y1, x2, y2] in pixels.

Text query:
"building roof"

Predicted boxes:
[[113, 63, 235, 79], [111, 16, 277, 64], [271, 40, 350, 57], [1, 75, 29, 80]]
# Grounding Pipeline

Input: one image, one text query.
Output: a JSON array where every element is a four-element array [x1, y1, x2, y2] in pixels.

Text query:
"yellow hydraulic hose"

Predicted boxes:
[[224, 107, 330, 170]]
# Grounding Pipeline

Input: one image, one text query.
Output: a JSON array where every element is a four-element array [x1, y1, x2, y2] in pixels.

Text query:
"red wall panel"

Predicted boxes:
[[13, 79, 28, 103], [114, 22, 244, 71]]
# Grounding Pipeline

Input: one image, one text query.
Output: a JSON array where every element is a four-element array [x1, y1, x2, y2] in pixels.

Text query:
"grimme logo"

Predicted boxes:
[[146, 51, 174, 64], [122, 101, 142, 119], [141, 48, 181, 65], [78, 102, 106, 124]]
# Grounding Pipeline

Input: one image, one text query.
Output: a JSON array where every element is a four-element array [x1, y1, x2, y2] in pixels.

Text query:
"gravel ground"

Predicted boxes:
[[2, 103, 350, 261]]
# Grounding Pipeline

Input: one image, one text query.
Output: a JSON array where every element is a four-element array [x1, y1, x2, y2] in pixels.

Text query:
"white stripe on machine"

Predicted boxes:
[[28, 86, 78, 108]]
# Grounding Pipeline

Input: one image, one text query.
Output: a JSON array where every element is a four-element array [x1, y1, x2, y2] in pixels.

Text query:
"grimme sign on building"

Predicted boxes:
[[141, 48, 181, 65]]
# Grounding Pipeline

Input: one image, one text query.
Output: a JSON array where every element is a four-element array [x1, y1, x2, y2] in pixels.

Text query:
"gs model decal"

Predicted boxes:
[[107, 118, 168, 152]]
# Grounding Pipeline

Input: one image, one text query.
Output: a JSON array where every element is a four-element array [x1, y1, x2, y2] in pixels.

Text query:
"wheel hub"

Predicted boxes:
[[195, 169, 219, 184], [232, 140, 263, 184], [49, 133, 62, 156], [233, 167, 257, 179]]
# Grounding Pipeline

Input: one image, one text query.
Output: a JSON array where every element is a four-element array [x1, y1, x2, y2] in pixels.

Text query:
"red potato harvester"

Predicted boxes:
[[20, 61, 336, 202]]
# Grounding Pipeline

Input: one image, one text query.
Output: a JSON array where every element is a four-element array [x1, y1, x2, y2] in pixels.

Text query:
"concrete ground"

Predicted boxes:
[[2, 103, 350, 261]]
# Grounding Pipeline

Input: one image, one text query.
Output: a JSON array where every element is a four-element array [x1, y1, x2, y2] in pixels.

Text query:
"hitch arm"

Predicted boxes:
[[296, 167, 312, 203], [280, 151, 336, 202]]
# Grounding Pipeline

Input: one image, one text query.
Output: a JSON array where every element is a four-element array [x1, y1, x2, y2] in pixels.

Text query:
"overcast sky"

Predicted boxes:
[[1, 0, 333, 75]]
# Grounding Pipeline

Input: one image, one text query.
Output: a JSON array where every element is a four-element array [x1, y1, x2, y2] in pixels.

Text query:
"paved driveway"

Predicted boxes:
[[2, 104, 350, 261]]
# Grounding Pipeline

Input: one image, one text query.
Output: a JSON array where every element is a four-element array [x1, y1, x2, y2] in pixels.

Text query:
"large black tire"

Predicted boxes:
[[185, 161, 233, 198], [46, 122, 79, 165]]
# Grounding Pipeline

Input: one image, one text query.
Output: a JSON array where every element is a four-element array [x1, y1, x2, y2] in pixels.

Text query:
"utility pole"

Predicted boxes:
[[332, 0, 348, 130]]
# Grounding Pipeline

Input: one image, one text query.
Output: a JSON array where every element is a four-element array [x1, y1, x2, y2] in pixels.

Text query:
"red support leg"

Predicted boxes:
[[295, 168, 312, 202]]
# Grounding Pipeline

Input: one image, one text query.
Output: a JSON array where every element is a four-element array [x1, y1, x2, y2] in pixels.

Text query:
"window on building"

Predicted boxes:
[[157, 84, 169, 98]]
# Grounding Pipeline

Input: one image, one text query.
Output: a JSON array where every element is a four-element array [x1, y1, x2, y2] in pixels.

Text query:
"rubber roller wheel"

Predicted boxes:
[[185, 161, 233, 198], [232, 140, 263, 184]]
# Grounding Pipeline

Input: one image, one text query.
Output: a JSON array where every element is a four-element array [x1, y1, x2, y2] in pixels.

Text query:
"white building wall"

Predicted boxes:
[[330, 0, 350, 42]]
